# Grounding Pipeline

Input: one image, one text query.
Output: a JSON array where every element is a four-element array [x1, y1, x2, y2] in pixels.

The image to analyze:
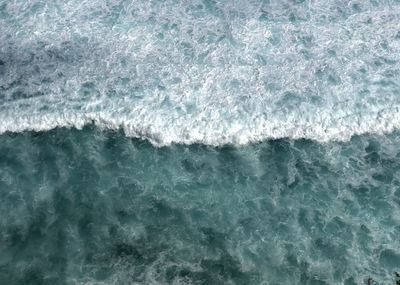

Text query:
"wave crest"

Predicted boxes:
[[1, 105, 400, 146]]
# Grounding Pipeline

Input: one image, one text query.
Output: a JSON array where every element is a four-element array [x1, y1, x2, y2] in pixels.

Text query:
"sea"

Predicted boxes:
[[0, 1, 400, 284]]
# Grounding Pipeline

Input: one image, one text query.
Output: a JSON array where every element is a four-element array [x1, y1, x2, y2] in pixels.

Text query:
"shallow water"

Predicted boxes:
[[0, 126, 399, 284]]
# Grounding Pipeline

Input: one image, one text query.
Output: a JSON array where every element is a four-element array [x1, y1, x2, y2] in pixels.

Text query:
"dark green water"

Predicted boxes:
[[0, 126, 399, 284]]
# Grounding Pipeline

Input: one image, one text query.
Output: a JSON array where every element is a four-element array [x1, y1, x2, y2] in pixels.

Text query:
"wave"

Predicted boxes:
[[0, 0, 399, 146], [1, 106, 400, 146]]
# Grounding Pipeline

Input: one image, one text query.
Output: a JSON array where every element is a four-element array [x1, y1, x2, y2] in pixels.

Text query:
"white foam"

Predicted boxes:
[[1, 105, 400, 146], [0, 1, 399, 146]]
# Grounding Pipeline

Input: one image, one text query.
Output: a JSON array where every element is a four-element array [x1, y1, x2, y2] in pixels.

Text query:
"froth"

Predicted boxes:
[[1, 106, 400, 146], [0, 1, 399, 145]]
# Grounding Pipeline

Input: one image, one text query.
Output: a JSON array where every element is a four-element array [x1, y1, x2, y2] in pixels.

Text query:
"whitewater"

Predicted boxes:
[[1, 0, 399, 145], [1, 1, 400, 285]]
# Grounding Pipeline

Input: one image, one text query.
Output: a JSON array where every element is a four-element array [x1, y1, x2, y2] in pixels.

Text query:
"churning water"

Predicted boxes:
[[0, 1, 400, 284]]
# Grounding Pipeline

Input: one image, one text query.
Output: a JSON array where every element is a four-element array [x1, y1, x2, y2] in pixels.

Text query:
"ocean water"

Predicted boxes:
[[0, 0, 400, 284]]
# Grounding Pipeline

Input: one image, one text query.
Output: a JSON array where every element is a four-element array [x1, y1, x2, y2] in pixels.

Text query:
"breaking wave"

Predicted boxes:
[[0, 0, 399, 146]]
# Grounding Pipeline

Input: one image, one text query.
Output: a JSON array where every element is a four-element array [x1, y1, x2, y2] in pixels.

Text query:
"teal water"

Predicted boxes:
[[0, 126, 399, 284], [1, 0, 400, 284]]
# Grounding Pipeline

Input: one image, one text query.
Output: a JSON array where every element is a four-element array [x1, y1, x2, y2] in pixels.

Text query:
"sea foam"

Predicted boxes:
[[0, 0, 399, 146]]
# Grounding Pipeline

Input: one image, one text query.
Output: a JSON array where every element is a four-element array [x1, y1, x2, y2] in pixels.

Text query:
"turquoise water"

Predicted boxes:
[[1, 127, 399, 284], [1, 0, 400, 284]]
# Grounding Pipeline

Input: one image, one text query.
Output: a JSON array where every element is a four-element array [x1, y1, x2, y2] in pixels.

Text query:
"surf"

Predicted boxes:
[[0, 0, 399, 146]]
